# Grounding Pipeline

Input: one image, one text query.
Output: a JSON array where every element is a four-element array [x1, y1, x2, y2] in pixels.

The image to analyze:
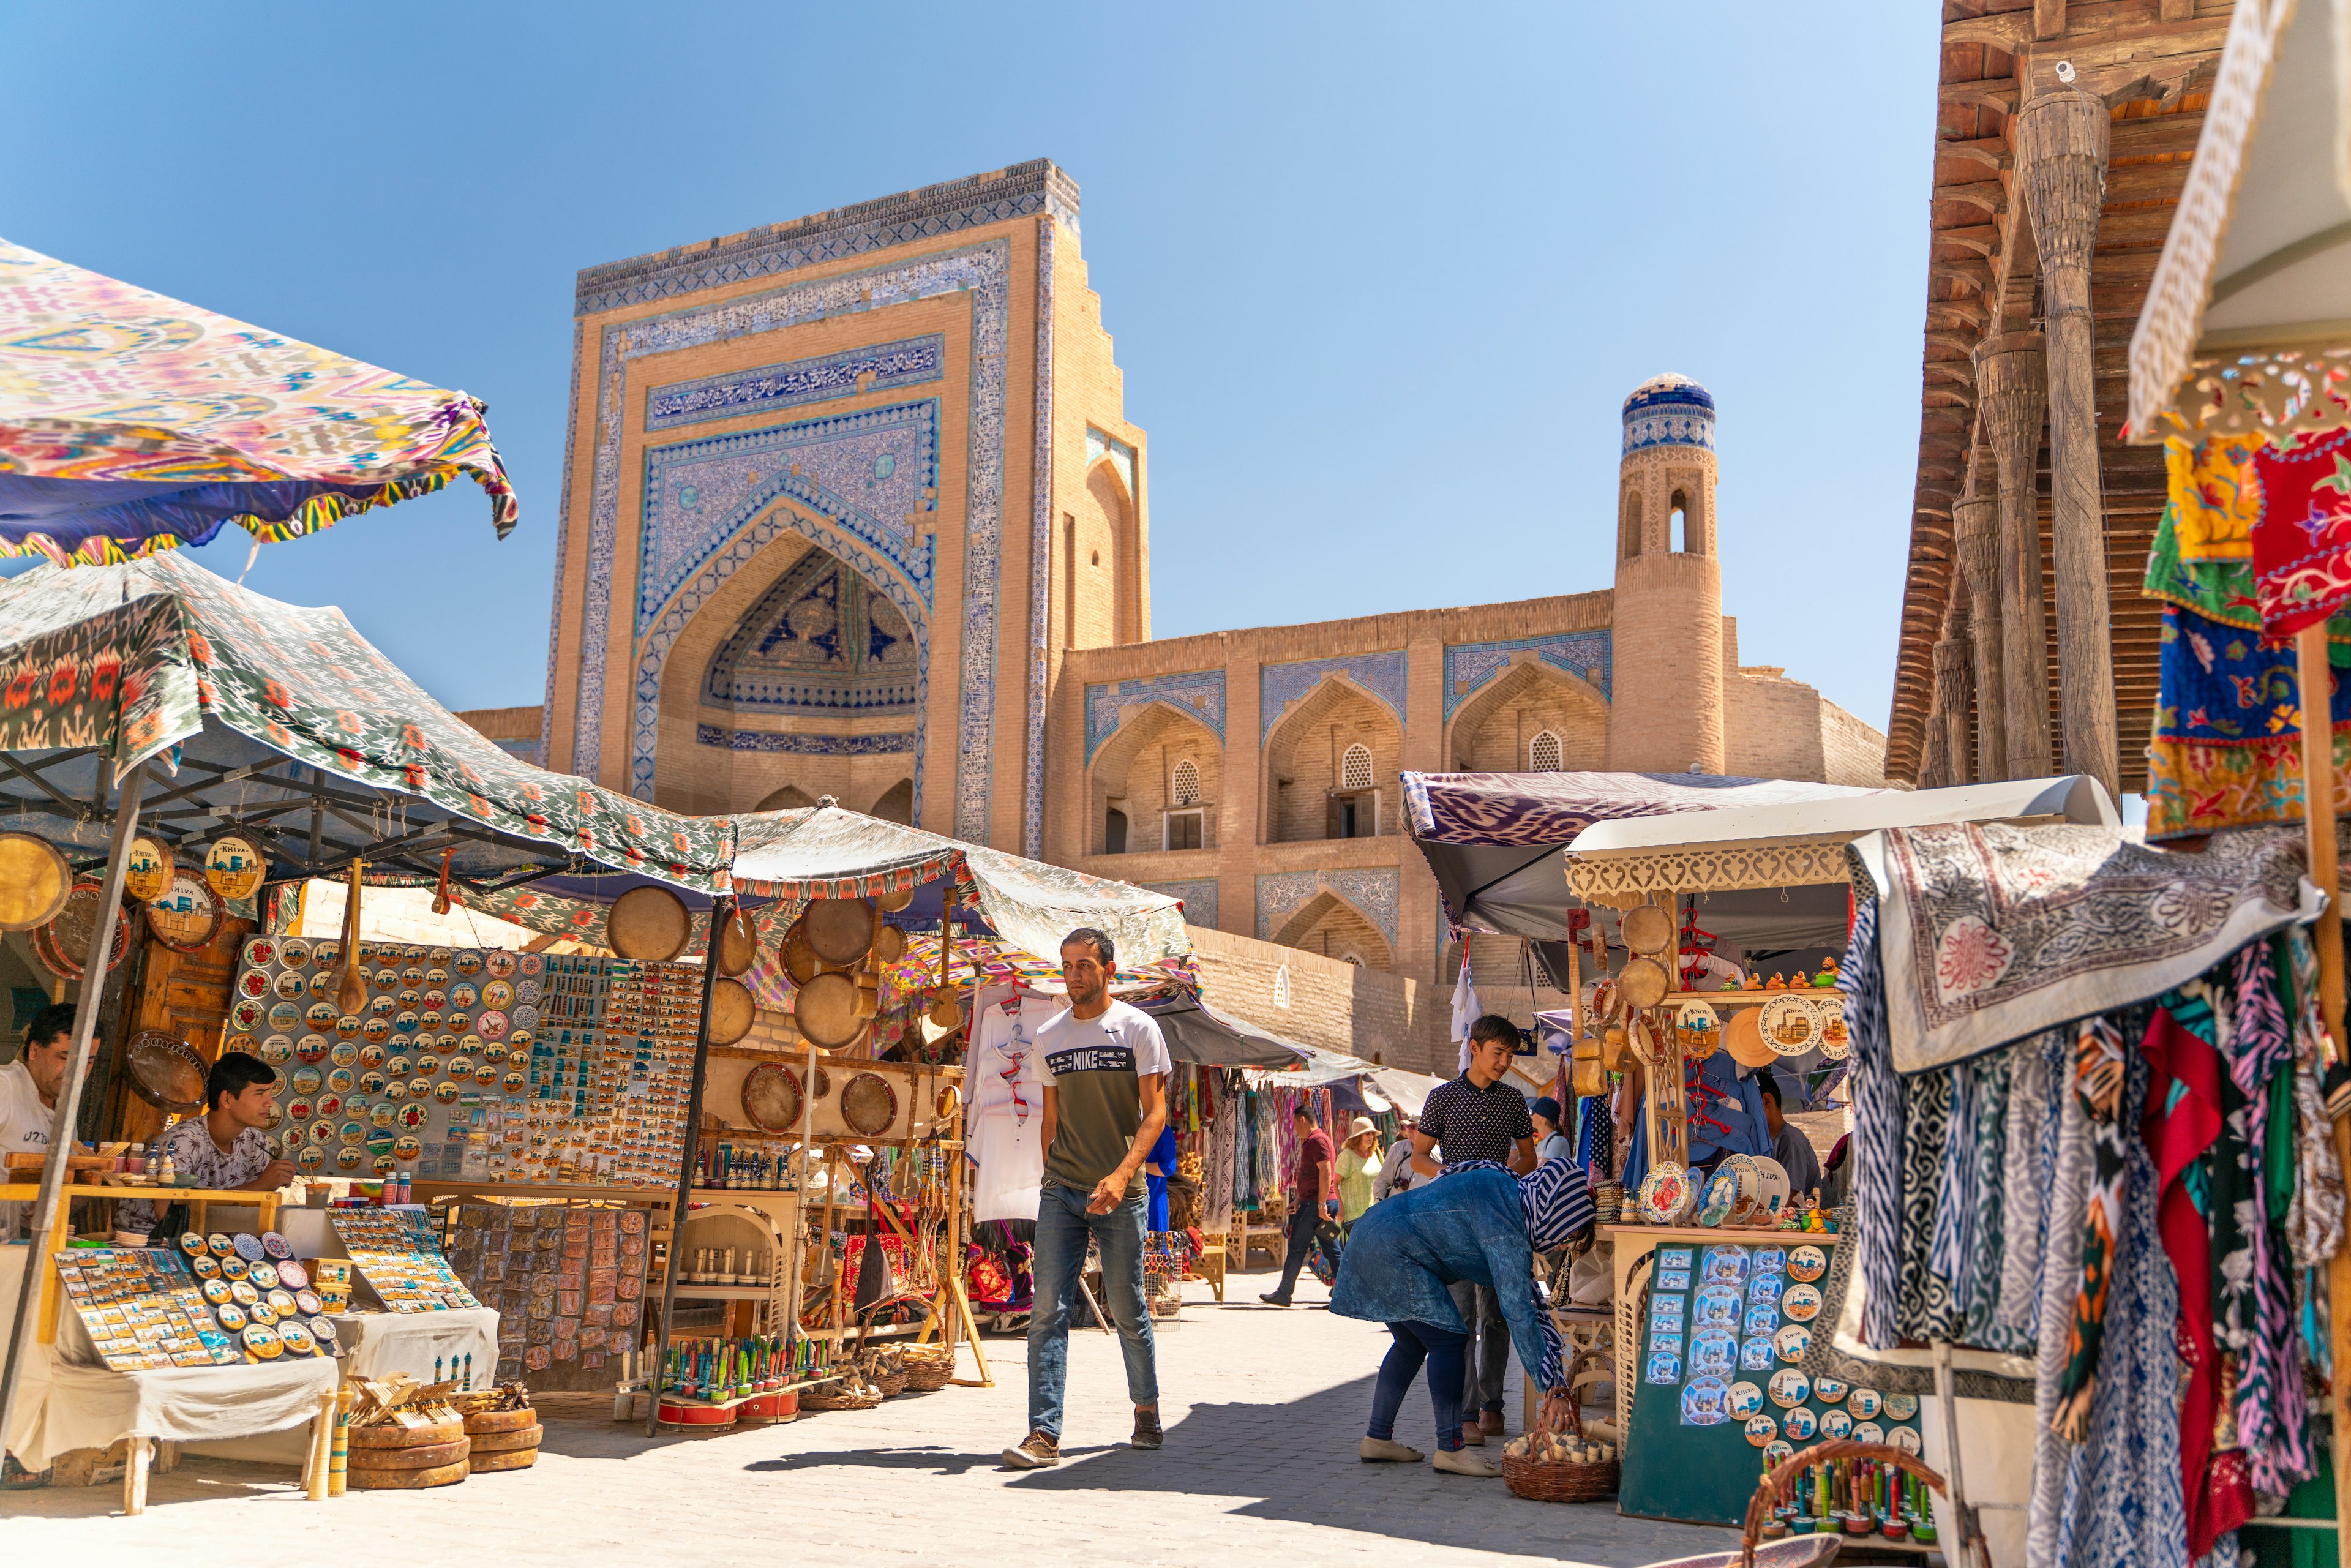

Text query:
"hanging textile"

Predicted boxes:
[[1843, 895, 1907, 1349], [2142, 1003, 2241, 1557], [2144, 600, 2351, 841], [2219, 939, 2314, 1496], [2053, 1017, 2132, 1440], [2245, 427, 2351, 636], [1895, 1070, 1954, 1343], [2028, 1044, 2097, 1562], [2282, 931, 2347, 1268], [1959, 1051, 2014, 1342], [2050, 1046, 2189, 1568], [1996, 1033, 2058, 1337]]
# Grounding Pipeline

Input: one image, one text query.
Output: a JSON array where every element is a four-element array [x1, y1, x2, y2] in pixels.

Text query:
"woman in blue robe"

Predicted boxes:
[[1329, 1158, 1592, 1475]]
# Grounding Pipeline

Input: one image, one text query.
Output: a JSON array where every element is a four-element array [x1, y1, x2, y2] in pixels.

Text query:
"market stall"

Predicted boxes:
[[0, 547, 740, 1494]]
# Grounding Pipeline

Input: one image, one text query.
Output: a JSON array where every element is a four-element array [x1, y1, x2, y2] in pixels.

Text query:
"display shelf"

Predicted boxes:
[[1661, 988, 1839, 1008], [670, 1284, 782, 1300]]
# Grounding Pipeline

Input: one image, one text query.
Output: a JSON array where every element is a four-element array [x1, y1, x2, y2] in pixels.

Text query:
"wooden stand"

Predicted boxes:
[[0, 1184, 282, 1345]]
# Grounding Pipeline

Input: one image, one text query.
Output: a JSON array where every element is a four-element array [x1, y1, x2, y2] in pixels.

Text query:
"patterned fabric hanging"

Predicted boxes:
[[1842, 896, 1907, 1350], [1960, 1051, 2014, 1343], [2143, 601, 2351, 841], [2140, 1004, 2241, 1556], [2052, 1016, 2131, 1441], [2248, 427, 2351, 635], [1997, 1033, 2060, 1336], [1895, 1069, 1954, 1343]]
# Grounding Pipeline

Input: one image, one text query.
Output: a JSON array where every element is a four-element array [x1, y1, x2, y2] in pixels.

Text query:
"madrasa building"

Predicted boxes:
[[506, 161, 1886, 1024]]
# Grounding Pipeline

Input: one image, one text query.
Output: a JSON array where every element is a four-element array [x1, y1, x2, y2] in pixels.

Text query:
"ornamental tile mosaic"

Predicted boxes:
[[694, 725, 914, 755], [1084, 670, 1227, 762], [703, 549, 919, 715], [1260, 651, 1409, 743], [571, 239, 1013, 830], [638, 400, 939, 635], [643, 334, 945, 431], [1023, 219, 1057, 861], [1256, 868, 1402, 947], [1143, 879, 1219, 931], [1442, 632, 1613, 719]]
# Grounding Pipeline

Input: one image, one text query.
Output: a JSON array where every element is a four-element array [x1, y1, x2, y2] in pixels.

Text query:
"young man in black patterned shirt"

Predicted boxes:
[[1407, 1014, 1535, 1443]]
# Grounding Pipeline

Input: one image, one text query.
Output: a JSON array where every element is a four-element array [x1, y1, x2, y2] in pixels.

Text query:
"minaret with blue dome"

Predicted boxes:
[[1607, 373, 1725, 773]]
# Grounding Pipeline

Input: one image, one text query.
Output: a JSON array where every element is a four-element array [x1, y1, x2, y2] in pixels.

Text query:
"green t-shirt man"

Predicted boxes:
[[1035, 998, 1171, 1204]]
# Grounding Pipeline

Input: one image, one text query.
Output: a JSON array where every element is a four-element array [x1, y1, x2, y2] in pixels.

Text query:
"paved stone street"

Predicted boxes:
[[3, 1266, 1738, 1566]]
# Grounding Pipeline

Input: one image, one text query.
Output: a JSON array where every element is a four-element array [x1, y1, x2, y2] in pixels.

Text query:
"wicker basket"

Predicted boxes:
[[899, 1344, 955, 1392], [798, 1378, 882, 1412], [1501, 1352, 1619, 1504]]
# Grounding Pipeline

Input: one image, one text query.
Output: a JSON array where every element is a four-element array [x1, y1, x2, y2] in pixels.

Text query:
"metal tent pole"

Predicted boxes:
[[0, 760, 148, 1440], [644, 893, 733, 1436]]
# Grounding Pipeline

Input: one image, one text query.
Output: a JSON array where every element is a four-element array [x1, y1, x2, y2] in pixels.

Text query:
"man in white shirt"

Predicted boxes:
[[1001, 928, 1170, 1471], [1373, 1115, 1420, 1201], [1, 1004, 81, 1239]]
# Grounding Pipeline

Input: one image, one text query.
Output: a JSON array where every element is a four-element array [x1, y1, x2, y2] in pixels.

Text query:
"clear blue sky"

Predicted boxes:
[[0, 2, 1940, 732]]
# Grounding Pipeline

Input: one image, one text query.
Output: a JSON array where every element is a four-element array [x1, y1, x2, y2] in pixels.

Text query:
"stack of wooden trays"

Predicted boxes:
[[464, 1406, 542, 1473], [347, 1418, 470, 1490]]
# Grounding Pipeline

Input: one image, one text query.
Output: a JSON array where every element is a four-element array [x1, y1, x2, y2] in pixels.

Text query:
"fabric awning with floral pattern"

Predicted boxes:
[[0, 238, 517, 566]]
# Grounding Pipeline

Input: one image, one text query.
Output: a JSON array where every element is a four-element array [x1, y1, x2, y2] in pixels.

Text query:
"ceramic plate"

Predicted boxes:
[[1788, 1245, 1828, 1283], [1742, 1412, 1777, 1446], [1782, 1283, 1824, 1322], [1728, 1380, 1765, 1417], [1848, 1386, 1882, 1419], [1767, 1368, 1810, 1408]]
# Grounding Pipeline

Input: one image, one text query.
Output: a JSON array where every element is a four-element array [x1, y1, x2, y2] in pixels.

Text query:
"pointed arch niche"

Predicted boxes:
[[657, 529, 922, 817], [1087, 700, 1222, 857], [1272, 890, 1395, 972], [1445, 659, 1607, 774], [1264, 675, 1403, 843]]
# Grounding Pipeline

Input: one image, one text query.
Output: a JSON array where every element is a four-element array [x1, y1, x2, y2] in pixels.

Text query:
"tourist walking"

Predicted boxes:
[[1337, 1116, 1381, 1223], [1409, 1015, 1535, 1443], [1332, 1157, 1592, 1475], [1261, 1105, 1338, 1306], [1002, 928, 1171, 1469]]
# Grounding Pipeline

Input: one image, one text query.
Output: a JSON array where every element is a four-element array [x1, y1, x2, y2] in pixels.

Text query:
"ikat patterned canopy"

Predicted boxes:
[[0, 238, 517, 566], [0, 550, 729, 890]]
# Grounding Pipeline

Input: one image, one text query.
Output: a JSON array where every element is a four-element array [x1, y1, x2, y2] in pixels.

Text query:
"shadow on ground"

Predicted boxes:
[[996, 1347, 1736, 1566]]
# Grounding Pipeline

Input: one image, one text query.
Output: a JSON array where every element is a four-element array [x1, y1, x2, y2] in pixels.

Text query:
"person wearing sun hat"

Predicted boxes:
[[1330, 1154, 1594, 1475], [1337, 1116, 1383, 1224]]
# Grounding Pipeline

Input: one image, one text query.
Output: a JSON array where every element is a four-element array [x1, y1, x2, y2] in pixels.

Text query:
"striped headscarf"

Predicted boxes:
[[1447, 1157, 1595, 1248]]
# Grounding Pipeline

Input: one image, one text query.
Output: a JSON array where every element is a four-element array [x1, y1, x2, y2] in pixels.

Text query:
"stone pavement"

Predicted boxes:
[[1, 1266, 1741, 1566]]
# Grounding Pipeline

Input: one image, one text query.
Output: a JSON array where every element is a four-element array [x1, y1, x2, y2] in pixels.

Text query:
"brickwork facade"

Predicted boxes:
[[528, 173, 1887, 1063]]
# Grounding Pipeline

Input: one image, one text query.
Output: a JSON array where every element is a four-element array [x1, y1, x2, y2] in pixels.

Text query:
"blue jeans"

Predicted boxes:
[[1027, 1182, 1158, 1439], [1367, 1320, 1468, 1452]]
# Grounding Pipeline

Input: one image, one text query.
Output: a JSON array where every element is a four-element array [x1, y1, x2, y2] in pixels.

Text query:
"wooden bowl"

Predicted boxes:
[[713, 908, 759, 976], [125, 1031, 208, 1112]]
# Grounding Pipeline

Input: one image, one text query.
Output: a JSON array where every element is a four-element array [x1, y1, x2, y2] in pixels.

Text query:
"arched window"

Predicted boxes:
[[1172, 759, 1199, 806], [1670, 489, 1690, 553], [1104, 807, 1127, 855], [1340, 743, 1374, 792], [1529, 730, 1563, 771], [1273, 964, 1292, 1009], [1622, 489, 1643, 558]]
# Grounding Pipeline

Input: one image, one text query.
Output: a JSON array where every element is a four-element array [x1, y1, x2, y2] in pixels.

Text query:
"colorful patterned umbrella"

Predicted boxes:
[[0, 238, 517, 566]]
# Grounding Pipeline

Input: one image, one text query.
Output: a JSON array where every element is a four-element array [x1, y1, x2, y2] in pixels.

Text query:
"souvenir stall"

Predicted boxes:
[[0, 549, 734, 1501], [698, 807, 1198, 1420]]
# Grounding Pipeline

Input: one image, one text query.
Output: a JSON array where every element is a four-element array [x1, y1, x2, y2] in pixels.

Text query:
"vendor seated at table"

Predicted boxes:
[[1, 1004, 86, 1239], [117, 1052, 293, 1240]]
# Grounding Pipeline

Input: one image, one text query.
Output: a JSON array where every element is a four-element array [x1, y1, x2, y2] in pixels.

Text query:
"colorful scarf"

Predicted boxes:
[[2144, 601, 2351, 841], [2140, 1005, 2241, 1556], [2052, 1016, 2131, 1441], [1844, 896, 1908, 1350]]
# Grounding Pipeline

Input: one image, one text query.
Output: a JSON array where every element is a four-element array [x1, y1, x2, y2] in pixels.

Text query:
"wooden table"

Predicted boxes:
[[1, 1183, 282, 1346], [1599, 1222, 1841, 1438]]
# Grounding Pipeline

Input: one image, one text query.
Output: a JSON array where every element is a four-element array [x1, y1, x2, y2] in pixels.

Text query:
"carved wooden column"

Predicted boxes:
[[2019, 86, 2119, 798], [1952, 485, 2008, 781], [1938, 590, 1975, 787], [1974, 334, 2053, 776]]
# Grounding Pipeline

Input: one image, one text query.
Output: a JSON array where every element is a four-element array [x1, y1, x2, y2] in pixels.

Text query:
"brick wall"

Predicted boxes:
[[1190, 924, 1452, 1075], [1448, 663, 1608, 772], [1818, 699, 1893, 789]]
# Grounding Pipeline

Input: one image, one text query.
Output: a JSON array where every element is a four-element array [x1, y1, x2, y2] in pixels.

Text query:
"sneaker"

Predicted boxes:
[[1131, 1409, 1163, 1450], [1433, 1447, 1502, 1478], [1258, 1291, 1292, 1307], [1479, 1410, 1505, 1437], [1001, 1430, 1060, 1469], [1359, 1436, 1424, 1463], [1458, 1425, 1485, 1446]]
